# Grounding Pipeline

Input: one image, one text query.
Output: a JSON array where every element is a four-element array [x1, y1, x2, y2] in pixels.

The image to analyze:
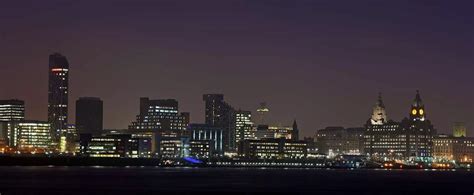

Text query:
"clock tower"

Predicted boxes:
[[410, 90, 425, 121]]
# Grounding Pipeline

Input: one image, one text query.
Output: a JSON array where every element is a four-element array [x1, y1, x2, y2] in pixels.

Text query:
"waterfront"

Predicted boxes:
[[0, 166, 472, 194]]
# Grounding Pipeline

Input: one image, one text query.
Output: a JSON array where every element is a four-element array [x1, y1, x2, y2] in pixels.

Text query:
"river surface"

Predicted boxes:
[[0, 166, 472, 194]]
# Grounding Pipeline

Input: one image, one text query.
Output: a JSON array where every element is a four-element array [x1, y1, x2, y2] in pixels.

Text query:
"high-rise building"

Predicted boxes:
[[76, 97, 103, 135], [453, 122, 467, 137], [48, 53, 69, 143], [0, 100, 25, 145], [0, 99, 25, 122], [203, 94, 236, 151], [402, 91, 436, 161], [129, 98, 189, 131], [235, 110, 255, 144], [364, 91, 436, 162]]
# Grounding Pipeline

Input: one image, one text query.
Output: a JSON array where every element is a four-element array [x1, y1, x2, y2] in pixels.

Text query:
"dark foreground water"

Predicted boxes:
[[0, 167, 472, 195]]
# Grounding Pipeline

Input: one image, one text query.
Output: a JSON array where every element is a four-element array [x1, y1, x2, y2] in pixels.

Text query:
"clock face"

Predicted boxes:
[[419, 109, 424, 115], [411, 109, 417, 115]]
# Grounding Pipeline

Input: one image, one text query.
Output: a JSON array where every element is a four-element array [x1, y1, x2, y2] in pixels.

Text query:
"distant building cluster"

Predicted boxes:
[[0, 53, 472, 167]]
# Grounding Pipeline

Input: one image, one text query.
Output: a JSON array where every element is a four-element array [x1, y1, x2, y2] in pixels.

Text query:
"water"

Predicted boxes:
[[0, 166, 472, 194]]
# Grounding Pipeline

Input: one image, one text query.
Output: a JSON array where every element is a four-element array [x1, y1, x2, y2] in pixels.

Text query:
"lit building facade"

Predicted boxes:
[[364, 91, 436, 162], [0, 99, 25, 146], [255, 125, 275, 140], [453, 122, 467, 137], [188, 140, 213, 159], [0, 99, 25, 122], [158, 136, 189, 159], [364, 122, 406, 160], [203, 94, 236, 151], [316, 127, 365, 156], [189, 124, 224, 155], [16, 121, 52, 150], [79, 134, 139, 158], [129, 98, 189, 131], [76, 97, 103, 135], [235, 110, 255, 144], [433, 135, 474, 163], [48, 53, 69, 143], [238, 138, 307, 159]]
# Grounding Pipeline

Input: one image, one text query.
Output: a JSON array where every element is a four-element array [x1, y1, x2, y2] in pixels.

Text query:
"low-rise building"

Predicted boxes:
[[316, 126, 364, 156], [433, 135, 474, 163], [188, 124, 224, 155], [16, 121, 52, 150], [238, 138, 307, 159], [188, 140, 213, 159], [79, 134, 139, 158]]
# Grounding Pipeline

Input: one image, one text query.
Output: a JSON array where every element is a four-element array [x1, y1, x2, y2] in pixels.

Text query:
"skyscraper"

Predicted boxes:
[[76, 97, 103, 135], [203, 94, 236, 150], [48, 53, 69, 143]]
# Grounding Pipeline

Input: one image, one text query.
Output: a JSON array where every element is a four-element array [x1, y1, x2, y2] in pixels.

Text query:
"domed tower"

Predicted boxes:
[[410, 90, 426, 121], [370, 93, 388, 125]]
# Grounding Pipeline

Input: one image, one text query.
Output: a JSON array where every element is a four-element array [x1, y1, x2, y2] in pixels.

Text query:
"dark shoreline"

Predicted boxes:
[[0, 156, 471, 171]]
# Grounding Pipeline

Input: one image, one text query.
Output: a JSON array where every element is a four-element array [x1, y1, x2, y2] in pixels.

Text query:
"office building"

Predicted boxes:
[[235, 110, 255, 143], [255, 125, 275, 140], [453, 122, 467, 137], [433, 135, 474, 163], [0, 99, 25, 122], [203, 94, 236, 150], [316, 127, 365, 156], [76, 97, 103, 135], [189, 124, 224, 155], [16, 121, 52, 150], [79, 134, 139, 158], [158, 135, 189, 159], [238, 138, 307, 159], [188, 140, 213, 159], [0, 99, 25, 145], [129, 98, 189, 131], [48, 53, 69, 143]]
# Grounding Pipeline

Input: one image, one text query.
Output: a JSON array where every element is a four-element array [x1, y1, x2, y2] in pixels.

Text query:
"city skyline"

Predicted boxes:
[[1, 1, 473, 137]]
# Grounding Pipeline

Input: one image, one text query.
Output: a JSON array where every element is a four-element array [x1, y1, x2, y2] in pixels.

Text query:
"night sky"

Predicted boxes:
[[1, 0, 472, 137]]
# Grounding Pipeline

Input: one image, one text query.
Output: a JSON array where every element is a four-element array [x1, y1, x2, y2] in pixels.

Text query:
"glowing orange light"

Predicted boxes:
[[51, 68, 68, 72]]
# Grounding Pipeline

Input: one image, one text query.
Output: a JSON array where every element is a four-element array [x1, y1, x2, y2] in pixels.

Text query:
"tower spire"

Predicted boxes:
[[410, 90, 426, 121], [370, 92, 388, 125], [292, 119, 299, 141], [377, 92, 385, 108]]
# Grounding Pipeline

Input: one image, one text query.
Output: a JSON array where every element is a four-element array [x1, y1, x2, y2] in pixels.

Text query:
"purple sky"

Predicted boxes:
[[1, 0, 473, 137]]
